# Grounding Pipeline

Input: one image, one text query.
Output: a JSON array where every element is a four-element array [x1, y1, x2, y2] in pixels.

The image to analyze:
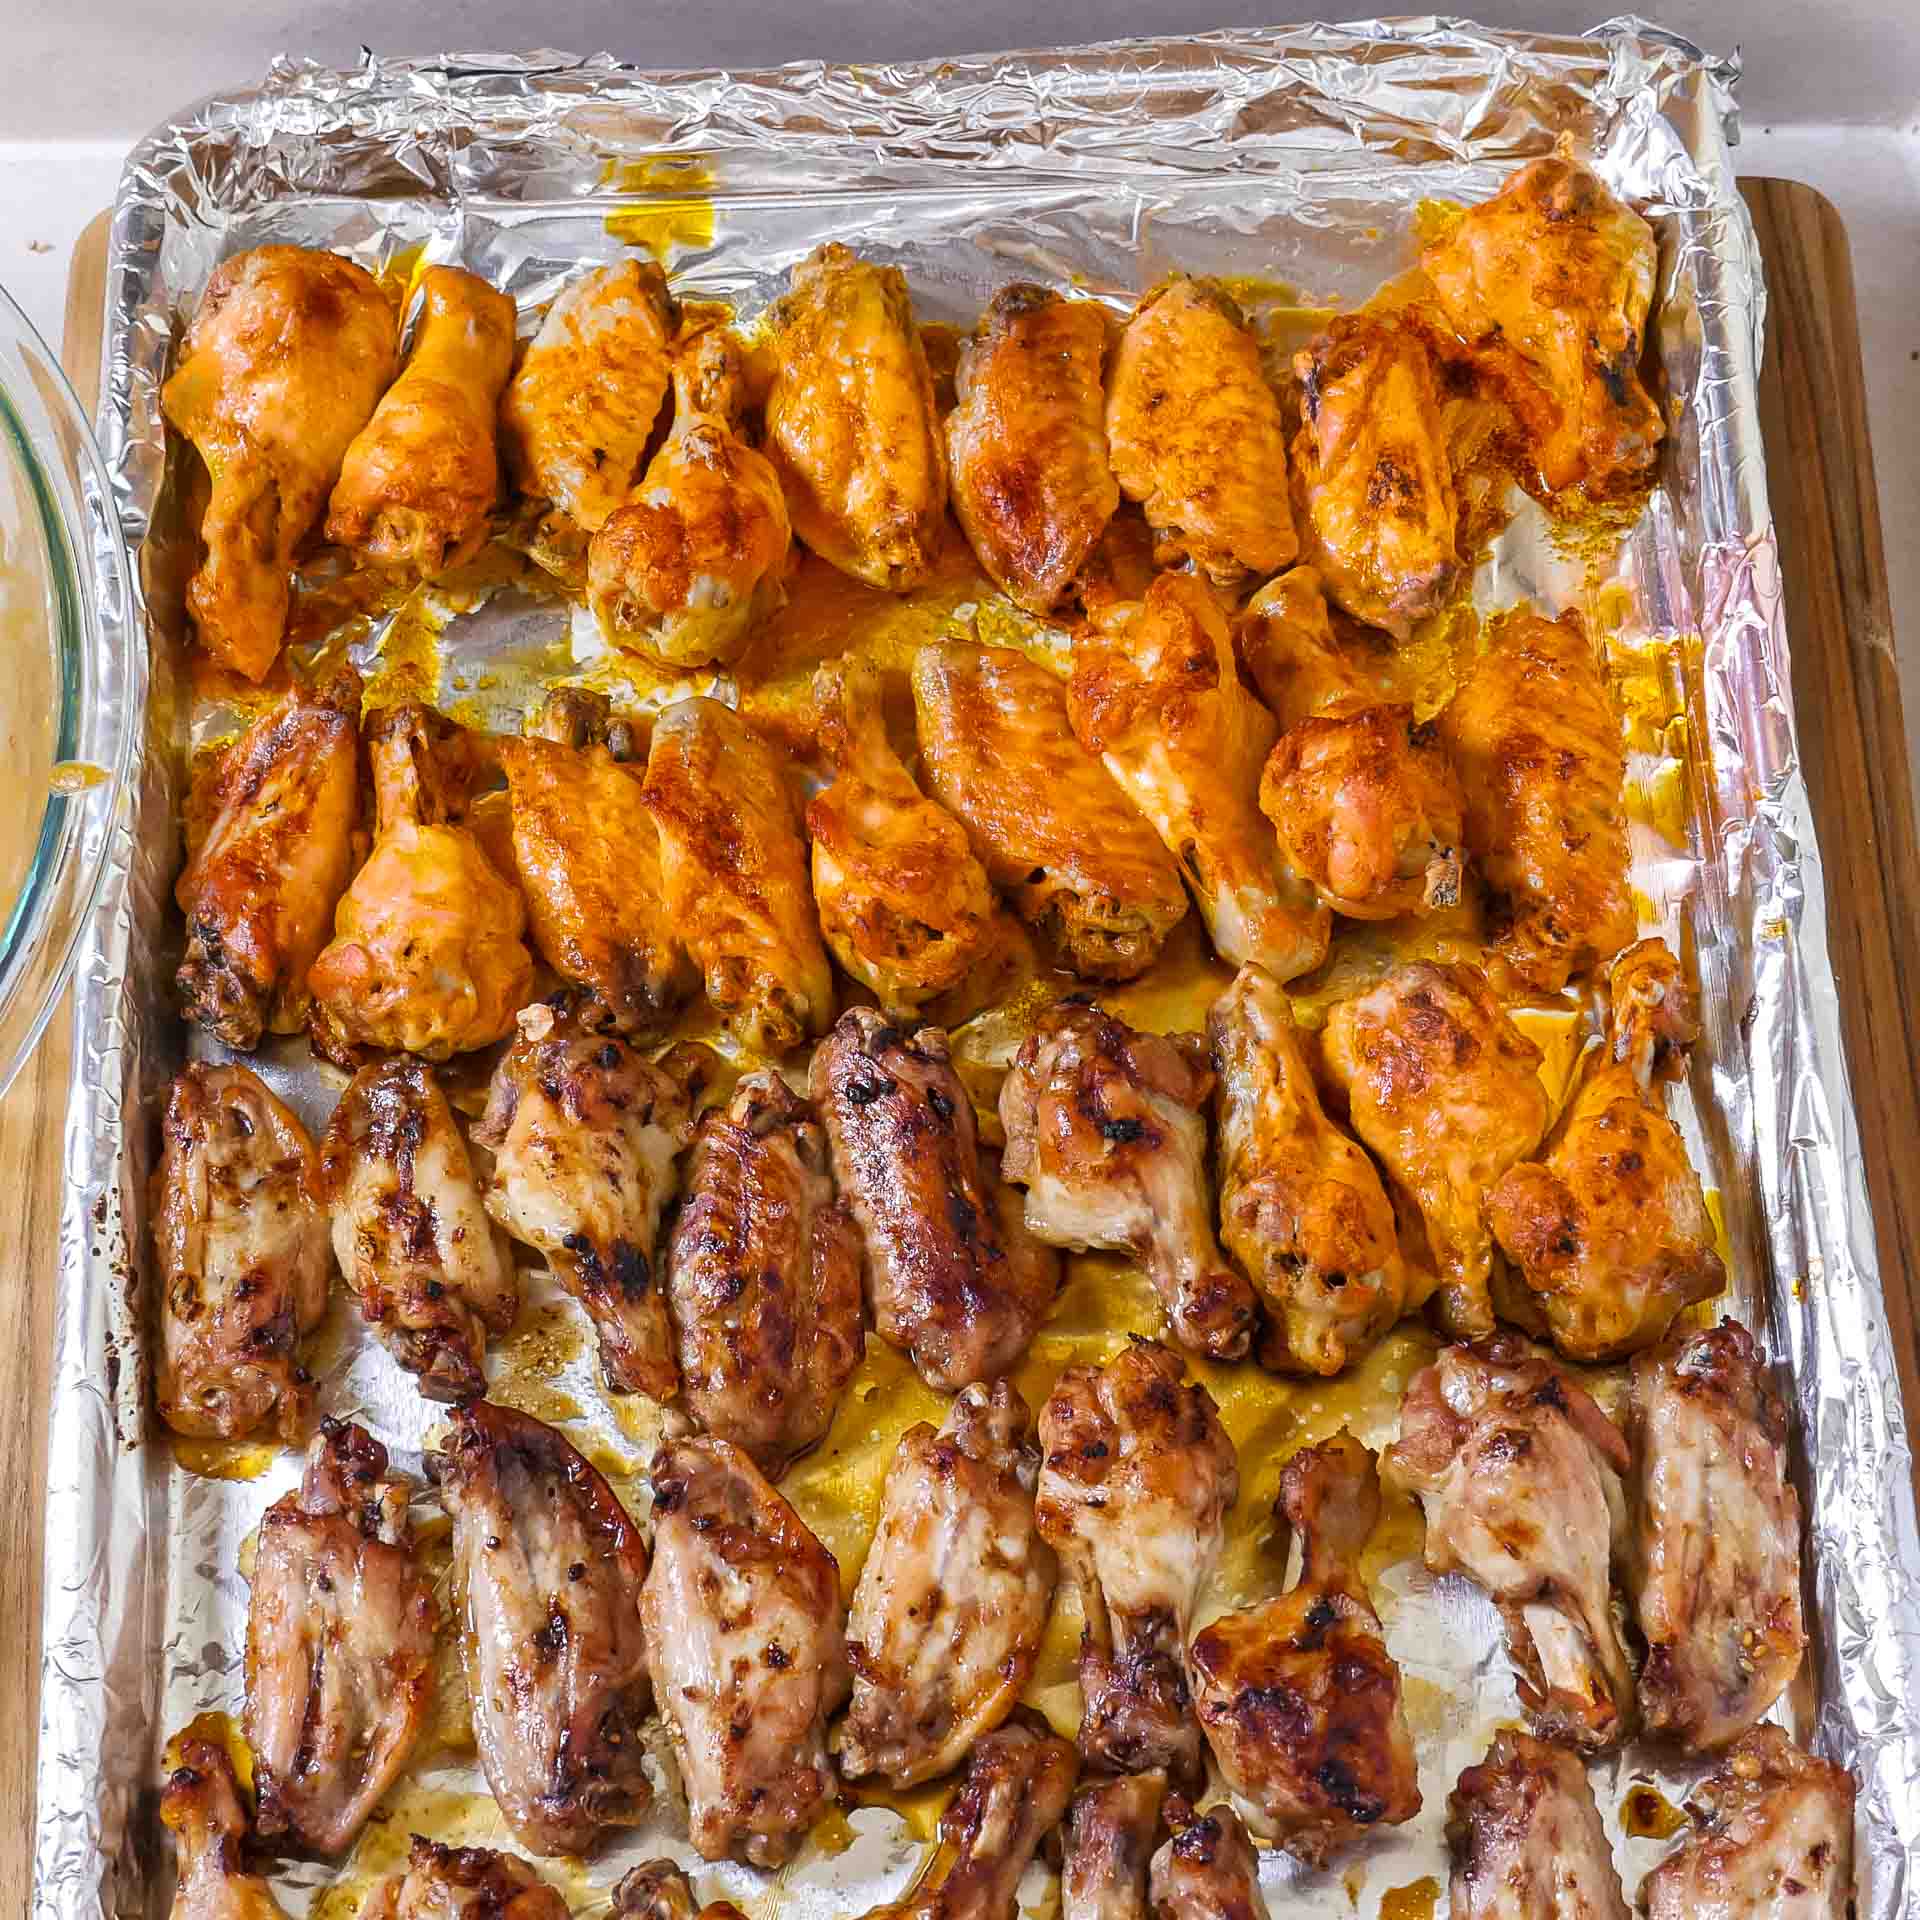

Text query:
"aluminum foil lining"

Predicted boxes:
[[42, 17, 1920, 1920]]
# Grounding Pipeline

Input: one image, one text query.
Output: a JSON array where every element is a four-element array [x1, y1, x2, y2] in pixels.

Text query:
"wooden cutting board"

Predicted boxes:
[[2, 182, 1914, 1908]]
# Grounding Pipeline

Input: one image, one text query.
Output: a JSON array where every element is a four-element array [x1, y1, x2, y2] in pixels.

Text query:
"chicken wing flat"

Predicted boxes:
[[1063, 1772, 1168, 1920], [806, 653, 1000, 1014], [161, 1738, 287, 1920], [1002, 1000, 1255, 1362], [912, 642, 1189, 982], [362, 1839, 571, 1920], [1446, 1730, 1630, 1920], [1641, 1729, 1855, 1920], [317, 1055, 517, 1402], [432, 1400, 653, 1856], [161, 244, 397, 681], [152, 1063, 330, 1442], [612, 1862, 748, 1920], [1070, 572, 1330, 980], [1105, 276, 1298, 585], [946, 284, 1118, 614], [1385, 1336, 1634, 1750], [1321, 961, 1549, 1339], [1441, 606, 1633, 993], [666, 1069, 865, 1477], [841, 1380, 1057, 1787], [1423, 155, 1663, 499], [176, 668, 362, 1049], [1630, 1319, 1806, 1751], [247, 1420, 437, 1853], [1035, 1339, 1239, 1783], [642, 696, 834, 1056], [762, 242, 948, 591], [1148, 1796, 1273, 1920], [642, 1436, 850, 1867], [325, 265, 518, 578]]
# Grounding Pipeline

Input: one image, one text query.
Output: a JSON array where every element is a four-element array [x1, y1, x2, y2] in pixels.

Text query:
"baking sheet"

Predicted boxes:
[[39, 17, 1920, 1920]]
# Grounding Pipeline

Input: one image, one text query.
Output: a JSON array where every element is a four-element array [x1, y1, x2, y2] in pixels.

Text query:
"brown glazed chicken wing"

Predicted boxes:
[[361, 1839, 571, 1920], [1233, 566, 1366, 729], [431, 1401, 653, 1856], [1004, 1000, 1256, 1362], [642, 1436, 850, 1867], [1036, 1339, 1239, 1784], [1149, 1796, 1273, 1920], [247, 1421, 437, 1854], [161, 1739, 287, 1920], [161, 244, 397, 681], [1063, 1772, 1168, 1920], [1385, 1336, 1634, 1750], [612, 1862, 749, 1920], [814, 1008, 1058, 1391], [912, 641, 1190, 981], [152, 1063, 330, 1442], [176, 668, 362, 1049], [1105, 276, 1297, 585]]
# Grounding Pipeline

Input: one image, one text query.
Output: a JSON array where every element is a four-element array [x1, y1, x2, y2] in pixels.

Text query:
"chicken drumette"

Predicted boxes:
[[161, 1738, 287, 1920], [612, 1863, 748, 1920], [1063, 1772, 1168, 1920], [361, 1840, 571, 1920], [1148, 1797, 1273, 1920]]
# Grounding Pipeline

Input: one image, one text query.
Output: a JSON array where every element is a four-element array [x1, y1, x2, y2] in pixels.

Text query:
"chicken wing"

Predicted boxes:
[[1441, 606, 1633, 993], [362, 1839, 571, 1920], [762, 242, 948, 591], [1630, 1319, 1806, 1751], [1233, 566, 1366, 729], [246, 1420, 437, 1853], [431, 1400, 653, 1856], [1321, 961, 1549, 1339], [161, 1738, 286, 1920], [325, 265, 517, 578], [1105, 276, 1297, 585], [1423, 155, 1663, 498], [1035, 1339, 1239, 1783], [1070, 573, 1330, 980], [316, 1055, 517, 1402], [642, 696, 833, 1056], [612, 1862, 748, 1920], [806, 653, 1000, 1014], [946, 283, 1117, 614], [641, 1436, 850, 1867], [152, 1063, 330, 1442], [1189, 1433, 1420, 1862], [912, 642, 1189, 981], [176, 668, 362, 1049], [1063, 1772, 1168, 1920], [1001, 1000, 1255, 1362], [814, 1008, 1057, 1389], [1384, 1336, 1634, 1750], [161, 244, 397, 681], [1148, 1797, 1272, 1920]]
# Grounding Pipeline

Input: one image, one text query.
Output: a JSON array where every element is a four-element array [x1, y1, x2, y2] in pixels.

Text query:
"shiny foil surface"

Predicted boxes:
[[42, 18, 1920, 1920]]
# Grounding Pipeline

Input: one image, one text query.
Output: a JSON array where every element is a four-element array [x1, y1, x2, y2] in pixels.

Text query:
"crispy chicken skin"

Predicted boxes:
[[1035, 1339, 1240, 1785], [325, 265, 518, 578], [152, 1063, 330, 1442], [641, 1435, 851, 1867], [611, 1862, 749, 1920], [666, 1069, 865, 1477], [1489, 937, 1724, 1360], [1105, 275, 1298, 585], [246, 1420, 437, 1854], [947, 284, 1118, 613], [316, 1055, 517, 1402], [161, 244, 397, 682], [1071, 573, 1330, 981], [643, 696, 834, 1055], [1210, 964, 1409, 1378], [477, 996, 712, 1399], [161, 1739, 287, 1920], [176, 668, 362, 1049], [912, 642, 1190, 982], [1385, 1336, 1634, 1750], [362, 1838, 572, 1920], [308, 702, 533, 1061], [1446, 1730, 1631, 1920], [1002, 1000, 1256, 1362], [1630, 1319, 1806, 1751], [1234, 566, 1364, 729], [588, 325, 793, 667], [431, 1400, 653, 1856], [1190, 1433, 1420, 1862], [1641, 1729, 1856, 1920], [1321, 961, 1549, 1339], [1148, 1796, 1273, 1920], [1441, 605, 1633, 994], [762, 243, 948, 591], [1063, 1772, 1168, 1920], [814, 1008, 1058, 1391], [840, 1380, 1058, 1788], [806, 653, 1000, 1014], [1423, 154, 1663, 498]]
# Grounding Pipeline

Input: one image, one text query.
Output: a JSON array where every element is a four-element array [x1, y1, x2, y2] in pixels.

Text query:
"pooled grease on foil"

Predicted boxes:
[[46, 18, 1919, 1920]]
